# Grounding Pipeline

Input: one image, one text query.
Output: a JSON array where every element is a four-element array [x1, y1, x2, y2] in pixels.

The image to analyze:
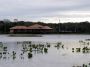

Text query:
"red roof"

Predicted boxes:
[[10, 24, 52, 30], [27, 24, 43, 29], [42, 26, 52, 29], [10, 26, 27, 29]]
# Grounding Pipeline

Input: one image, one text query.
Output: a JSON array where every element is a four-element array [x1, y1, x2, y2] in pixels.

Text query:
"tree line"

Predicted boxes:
[[0, 20, 90, 34]]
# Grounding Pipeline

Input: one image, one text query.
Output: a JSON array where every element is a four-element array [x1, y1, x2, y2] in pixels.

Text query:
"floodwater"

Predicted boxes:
[[0, 34, 90, 67]]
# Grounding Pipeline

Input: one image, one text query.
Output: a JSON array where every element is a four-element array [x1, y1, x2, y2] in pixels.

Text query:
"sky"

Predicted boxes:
[[0, 0, 90, 23]]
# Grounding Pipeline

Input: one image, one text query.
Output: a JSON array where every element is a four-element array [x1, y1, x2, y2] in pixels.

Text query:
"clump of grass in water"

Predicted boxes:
[[3, 47, 7, 51], [12, 51, 16, 60], [44, 48, 48, 53], [0, 41, 51, 60], [72, 48, 74, 53], [0, 42, 3, 48], [54, 42, 64, 49], [0, 53, 2, 59], [73, 63, 88, 67], [82, 47, 89, 53], [46, 43, 50, 48], [28, 53, 33, 59]]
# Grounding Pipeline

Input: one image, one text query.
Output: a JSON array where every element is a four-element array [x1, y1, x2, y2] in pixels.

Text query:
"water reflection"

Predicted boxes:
[[0, 40, 90, 67], [0, 41, 51, 60]]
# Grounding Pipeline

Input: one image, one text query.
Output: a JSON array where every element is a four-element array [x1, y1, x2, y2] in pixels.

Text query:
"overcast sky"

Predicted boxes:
[[0, 0, 90, 23]]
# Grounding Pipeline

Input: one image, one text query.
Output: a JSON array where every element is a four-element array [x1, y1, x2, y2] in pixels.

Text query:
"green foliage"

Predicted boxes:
[[0, 20, 90, 34]]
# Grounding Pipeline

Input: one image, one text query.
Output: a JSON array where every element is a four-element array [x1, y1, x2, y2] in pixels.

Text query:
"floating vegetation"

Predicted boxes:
[[0, 41, 53, 60], [55, 42, 62, 47], [72, 63, 90, 67], [28, 53, 32, 59], [72, 48, 74, 52], [0, 52, 2, 59], [0, 42, 3, 48], [46, 43, 50, 48], [54, 42, 64, 49], [75, 48, 81, 53], [44, 48, 48, 53], [85, 39, 90, 41], [72, 47, 90, 53], [0, 40, 90, 67], [12, 51, 16, 60], [71, 40, 90, 54], [3, 47, 7, 51]]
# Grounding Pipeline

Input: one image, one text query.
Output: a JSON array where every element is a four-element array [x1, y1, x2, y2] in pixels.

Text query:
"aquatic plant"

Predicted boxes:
[[76, 48, 81, 52], [12, 51, 16, 60], [28, 53, 32, 59], [3, 47, 7, 51], [72, 48, 74, 52], [44, 48, 48, 53], [0, 42, 3, 48], [61, 45, 64, 49], [82, 64, 87, 67], [0, 52, 2, 59], [46, 43, 50, 48], [82, 47, 89, 53], [29, 48, 32, 52]]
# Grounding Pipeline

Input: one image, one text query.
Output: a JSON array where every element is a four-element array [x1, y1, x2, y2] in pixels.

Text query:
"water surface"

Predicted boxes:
[[0, 34, 90, 67]]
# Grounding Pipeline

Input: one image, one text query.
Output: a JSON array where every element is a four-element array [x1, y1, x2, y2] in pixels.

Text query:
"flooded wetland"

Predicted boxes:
[[0, 34, 90, 67]]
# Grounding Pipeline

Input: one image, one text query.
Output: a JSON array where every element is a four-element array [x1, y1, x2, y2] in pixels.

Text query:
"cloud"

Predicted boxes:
[[0, 0, 90, 22]]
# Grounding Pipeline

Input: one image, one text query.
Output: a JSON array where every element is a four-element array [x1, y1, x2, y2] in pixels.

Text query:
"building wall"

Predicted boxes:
[[10, 29, 53, 34]]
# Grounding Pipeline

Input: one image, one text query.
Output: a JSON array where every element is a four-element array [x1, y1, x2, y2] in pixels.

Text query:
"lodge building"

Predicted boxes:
[[10, 24, 53, 34]]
